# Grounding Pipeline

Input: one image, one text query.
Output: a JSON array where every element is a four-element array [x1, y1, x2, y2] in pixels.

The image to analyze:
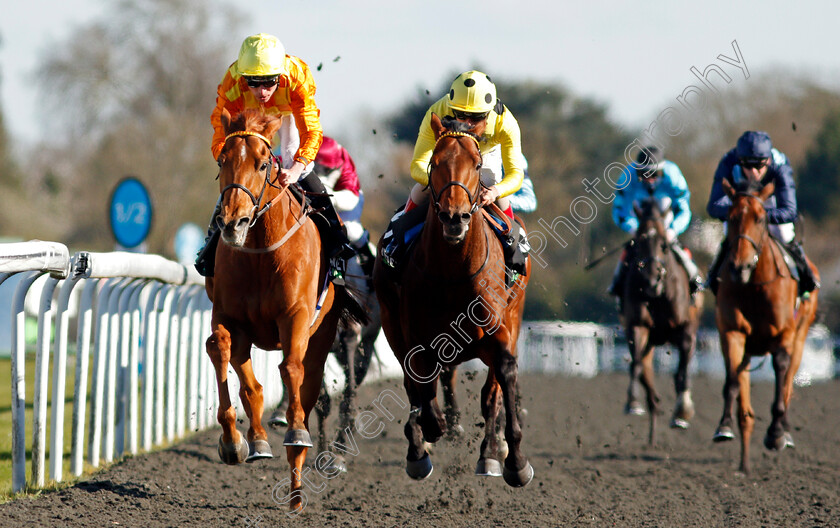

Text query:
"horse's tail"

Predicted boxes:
[[334, 281, 371, 327]]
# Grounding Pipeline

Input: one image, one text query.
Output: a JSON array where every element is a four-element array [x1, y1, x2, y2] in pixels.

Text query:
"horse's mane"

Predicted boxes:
[[636, 197, 662, 223], [228, 108, 274, 134], [733, 177, 764, 196]]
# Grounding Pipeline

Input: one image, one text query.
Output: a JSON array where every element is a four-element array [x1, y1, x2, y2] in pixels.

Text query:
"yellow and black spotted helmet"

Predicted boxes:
[[448, 70, 497, 114]]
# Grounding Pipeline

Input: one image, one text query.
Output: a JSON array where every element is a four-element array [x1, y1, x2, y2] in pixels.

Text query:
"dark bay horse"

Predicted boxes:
[[620, 198, 702, 444], [205, 108, 364, 510], [712, 178, 818, 474], [373, 113, 533, 487]]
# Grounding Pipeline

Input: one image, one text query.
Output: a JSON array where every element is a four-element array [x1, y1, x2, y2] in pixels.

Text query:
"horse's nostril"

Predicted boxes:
[[459, 213, 471, 223], [236, 217, 250, 229]]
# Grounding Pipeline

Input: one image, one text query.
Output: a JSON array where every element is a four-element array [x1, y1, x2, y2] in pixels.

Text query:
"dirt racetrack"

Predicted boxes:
[[2, 371, 839, 527]]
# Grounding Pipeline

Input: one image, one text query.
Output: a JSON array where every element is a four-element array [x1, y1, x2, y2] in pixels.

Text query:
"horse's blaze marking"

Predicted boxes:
[[239, 144, 247, 162]]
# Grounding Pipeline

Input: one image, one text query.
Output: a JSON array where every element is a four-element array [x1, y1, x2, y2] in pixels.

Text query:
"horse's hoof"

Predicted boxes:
[[446, 424, 465, 439], [268, 411, 288, 427], [283, 429, 313, 447], [325, 454, 348, 474], [674, 392, 695, 421], [217, 433, 249, 465], [406, 453, 434, 480], [713, 426, 735, 442], [764, 432, 788, 451], [670, 417, 690, 429], [246, 438, 273, 463], [503, 461, 534, 488], [625, 401, 646, 416], [475, 458, 503, 477], [783, 432, 795, 449]]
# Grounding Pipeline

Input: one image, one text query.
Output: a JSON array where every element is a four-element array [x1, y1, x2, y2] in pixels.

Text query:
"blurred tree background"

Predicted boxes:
[[2, 0, 840, 333]]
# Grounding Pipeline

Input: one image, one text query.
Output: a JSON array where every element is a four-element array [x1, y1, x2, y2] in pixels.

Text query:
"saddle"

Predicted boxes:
[[772, 238, 799, 282], [381, 202, 529, 286]]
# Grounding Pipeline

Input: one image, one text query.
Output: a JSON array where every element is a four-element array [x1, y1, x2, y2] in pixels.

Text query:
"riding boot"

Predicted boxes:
[[352, 229, 376, 279], [607, 257, 627, 297], [785, 241, 819, 296], [299, 173, 355, 281], [670, 242, 704, 296], [382, 202, 428, 270], [194, 197, 222, 277], [705, 239, 728, 295]]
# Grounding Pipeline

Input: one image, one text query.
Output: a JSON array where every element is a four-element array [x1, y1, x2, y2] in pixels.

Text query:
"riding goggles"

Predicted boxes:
[[452, 110, 490, 122], [245, 75, 279, 88], [739, 157, 769, 170]]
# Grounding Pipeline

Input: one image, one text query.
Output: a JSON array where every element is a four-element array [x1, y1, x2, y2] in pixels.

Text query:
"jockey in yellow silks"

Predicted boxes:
[[382, 70, 529, 273]]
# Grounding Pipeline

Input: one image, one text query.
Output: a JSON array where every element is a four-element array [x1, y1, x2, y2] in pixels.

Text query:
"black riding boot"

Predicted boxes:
[[705, 238, 728, 295], [381, 203, 428, 270], [785, 241, 819, 296], [607, 258, 628, 297], [194, 198, 222, 277], [353, 229, 376, 279], [299, 173, 355, 268]]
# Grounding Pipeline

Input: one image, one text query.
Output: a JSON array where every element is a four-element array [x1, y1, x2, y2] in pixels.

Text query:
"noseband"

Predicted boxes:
[[426, 131, 483, 216], [217, 130, 282, 228]]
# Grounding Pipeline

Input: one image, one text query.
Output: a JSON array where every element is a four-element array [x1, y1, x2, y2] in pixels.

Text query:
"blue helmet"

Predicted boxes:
[[736, 131, 773, 160]]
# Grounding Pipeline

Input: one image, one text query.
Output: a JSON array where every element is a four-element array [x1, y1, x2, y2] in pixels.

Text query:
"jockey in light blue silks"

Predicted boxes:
[[608, 146, 704, 299]]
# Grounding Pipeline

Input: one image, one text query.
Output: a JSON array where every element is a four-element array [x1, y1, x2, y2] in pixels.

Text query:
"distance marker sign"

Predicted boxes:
[[109, 176, 153, 249]]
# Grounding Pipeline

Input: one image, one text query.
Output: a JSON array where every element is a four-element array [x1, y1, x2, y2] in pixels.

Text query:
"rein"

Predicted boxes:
[[728, 192, 783, 286], [218, 130, 312, 254]]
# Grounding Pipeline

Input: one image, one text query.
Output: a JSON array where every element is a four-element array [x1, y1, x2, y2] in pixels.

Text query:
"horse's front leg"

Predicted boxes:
[[329, 323, 361, 473], [492, 334, 533, 488], [278, 313, 316, 448], [230, 343, 273, 462], [670, 328, 696, 430], [206, 322, 249, 465], [475, 371, 503, 477], [625, 325, 650, 417], [403, 378, 434, 480], [714, 330, 746, 444], [764, 336, 794, 452], [441, 365, 464, 437]]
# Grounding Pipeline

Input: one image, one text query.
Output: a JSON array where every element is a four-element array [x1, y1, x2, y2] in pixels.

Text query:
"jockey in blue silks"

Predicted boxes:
[[609, 146, 704, 299], [705, 130, 819, 297]]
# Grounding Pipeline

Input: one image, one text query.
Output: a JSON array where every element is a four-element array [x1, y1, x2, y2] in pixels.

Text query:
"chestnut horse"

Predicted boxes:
[[373, 113, 533, 487], [620, 197, 702, 444], [205, 108, 364, 510], [712, 178, 818, 474]]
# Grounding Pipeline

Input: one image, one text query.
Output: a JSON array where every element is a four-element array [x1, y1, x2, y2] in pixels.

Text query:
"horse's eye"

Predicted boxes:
[[260, 162, 269, 171]]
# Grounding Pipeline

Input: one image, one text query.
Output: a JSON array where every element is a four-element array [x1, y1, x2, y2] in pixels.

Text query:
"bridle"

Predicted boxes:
[[631, 227, 668, 292], [217, 130, 285, 229], [730, 192, 768, 267], [426, 131, 483, 216], [216, 130, 310, 254]]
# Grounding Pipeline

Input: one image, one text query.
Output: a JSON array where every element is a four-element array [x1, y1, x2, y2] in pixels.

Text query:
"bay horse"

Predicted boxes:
[[205, 108, 365, 510], [620, 197, 702, 445], [712, 178, 818, 474], [373, 113, 533, 487]]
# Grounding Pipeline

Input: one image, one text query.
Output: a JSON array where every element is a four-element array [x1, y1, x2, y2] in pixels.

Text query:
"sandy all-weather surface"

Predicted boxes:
[[2, 372, 839, 527]]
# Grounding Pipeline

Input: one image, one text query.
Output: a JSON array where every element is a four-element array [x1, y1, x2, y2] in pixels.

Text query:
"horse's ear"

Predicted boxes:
[[430, 112, 444, 139], [262, 114, 283, 142], [759, 180, 776, 201], [221, 108, 232, 135], [722, 177, 735, 199]]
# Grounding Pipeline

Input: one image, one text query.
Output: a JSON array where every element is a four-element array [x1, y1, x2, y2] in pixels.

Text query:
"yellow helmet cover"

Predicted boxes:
[[236, 33, 286, 76], [448, 70, 497, 113]]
